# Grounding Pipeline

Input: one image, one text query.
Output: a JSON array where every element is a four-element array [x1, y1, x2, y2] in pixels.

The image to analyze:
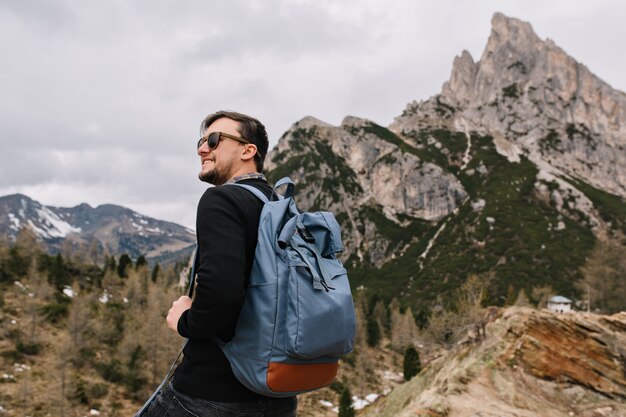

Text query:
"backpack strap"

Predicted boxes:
[[228, 177, 295, 203], [278, 215, 316, 247], [274, 177, 295, 198], [232, 183, 270, 204]]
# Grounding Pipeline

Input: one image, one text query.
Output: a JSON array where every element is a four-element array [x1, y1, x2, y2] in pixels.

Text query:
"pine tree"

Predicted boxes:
[[372, 300, 390, 337], [135, 255, 147, 269], [105, 256, 117, 274], [338, 387, 355, 417], [6, 245, 29, 280], [125, 344, 147, 395], [48, 253, 70, 290], [117, 254, 132, 278], [150, 264, 161, 283], [366, 316, 381, 347], [403, 346, 421, 381]]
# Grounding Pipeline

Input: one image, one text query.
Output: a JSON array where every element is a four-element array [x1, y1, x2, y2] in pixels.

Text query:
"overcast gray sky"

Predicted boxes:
[[1, 0, 625, 229]]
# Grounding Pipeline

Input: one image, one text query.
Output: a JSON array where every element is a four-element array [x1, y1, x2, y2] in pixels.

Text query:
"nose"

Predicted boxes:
[[197, 141, 210, 156]]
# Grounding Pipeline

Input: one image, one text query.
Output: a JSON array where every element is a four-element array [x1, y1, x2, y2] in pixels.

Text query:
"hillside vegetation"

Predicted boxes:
[[267, 124, 624, 319], [0, 231, 184, 416]]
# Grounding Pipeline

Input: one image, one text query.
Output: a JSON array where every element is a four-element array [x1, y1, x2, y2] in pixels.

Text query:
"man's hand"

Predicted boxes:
[[167, 295, 193, 334]]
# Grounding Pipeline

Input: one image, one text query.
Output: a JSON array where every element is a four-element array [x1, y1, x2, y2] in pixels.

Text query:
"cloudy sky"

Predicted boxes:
[[1, 0, 625, 229]]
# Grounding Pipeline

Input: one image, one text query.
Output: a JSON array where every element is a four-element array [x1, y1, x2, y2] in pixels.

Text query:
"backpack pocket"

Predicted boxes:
[[285, 246, 356, 359]]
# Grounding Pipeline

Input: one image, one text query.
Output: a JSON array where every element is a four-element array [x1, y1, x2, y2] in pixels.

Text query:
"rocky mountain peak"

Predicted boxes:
[[341, 115, 373, 129], [486, 12, 542, 57], [1, 193, 36, 207], [394, 12, 626, 199], [441, 50, 476, 105], [294, 115, 333, 130]]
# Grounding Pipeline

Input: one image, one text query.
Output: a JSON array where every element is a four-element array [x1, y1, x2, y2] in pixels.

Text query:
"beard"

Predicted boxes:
[[199, 170, 216, 184], [198, 161, 232, 186], [199, 169, 225, 185]]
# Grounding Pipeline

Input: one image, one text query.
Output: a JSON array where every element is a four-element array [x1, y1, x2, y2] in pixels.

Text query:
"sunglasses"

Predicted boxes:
[[197, 131, 251, 150]]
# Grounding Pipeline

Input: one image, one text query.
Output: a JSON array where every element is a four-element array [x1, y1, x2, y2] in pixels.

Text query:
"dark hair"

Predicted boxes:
[[199, 110, 269, 172]]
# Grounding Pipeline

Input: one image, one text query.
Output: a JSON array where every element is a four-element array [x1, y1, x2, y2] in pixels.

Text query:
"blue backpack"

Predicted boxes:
[[221, 177, 356, 397]]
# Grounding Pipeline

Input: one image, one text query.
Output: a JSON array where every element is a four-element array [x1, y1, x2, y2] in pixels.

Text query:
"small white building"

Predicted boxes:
[[547, 295, 573, 313]]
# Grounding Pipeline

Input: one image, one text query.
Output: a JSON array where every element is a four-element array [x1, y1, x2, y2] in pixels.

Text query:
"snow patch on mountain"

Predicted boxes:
[[28, 207, 81, 239], [8, 213, 20, 231]]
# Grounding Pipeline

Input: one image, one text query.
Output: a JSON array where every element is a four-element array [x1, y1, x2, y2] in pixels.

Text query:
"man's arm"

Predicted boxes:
[[173, 187, 248, 340]]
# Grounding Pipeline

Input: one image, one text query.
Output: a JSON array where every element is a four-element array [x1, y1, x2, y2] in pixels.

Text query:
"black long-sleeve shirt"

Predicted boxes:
[[172, 177, 273, 401]]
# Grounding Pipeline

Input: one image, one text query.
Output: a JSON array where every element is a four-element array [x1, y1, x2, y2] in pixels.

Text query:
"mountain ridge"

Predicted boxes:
[[0, 193, 195, 263]]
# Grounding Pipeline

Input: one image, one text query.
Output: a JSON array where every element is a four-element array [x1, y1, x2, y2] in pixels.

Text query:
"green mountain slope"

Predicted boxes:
[[266, 125, 622, 315]]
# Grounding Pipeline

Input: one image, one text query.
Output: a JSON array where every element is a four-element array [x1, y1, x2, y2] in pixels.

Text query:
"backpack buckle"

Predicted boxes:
[[296, 219, 316, 243]]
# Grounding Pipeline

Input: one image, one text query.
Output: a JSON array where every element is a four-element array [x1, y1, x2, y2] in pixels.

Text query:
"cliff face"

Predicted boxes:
[[362, 308, 626, 417], [267, 116, 465, 221], [392, 13, 626, 199], [266, 116, 466, 267], [508, 311, 626, 399]]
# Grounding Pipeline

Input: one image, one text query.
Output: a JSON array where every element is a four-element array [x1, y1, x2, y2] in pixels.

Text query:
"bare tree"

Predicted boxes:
[[426, 273, 493, 345], [576, 240, 626, 314], [531, 285, 554, 309], [66, 289, 92, 359], [142, 281, 180, 386], [15, 226, 40, 258], [390, 299, 419, 352], [514, 288, 531, 307], [24, 256, 53, 345], [352, 292, 368, 349], [54, 331, 72, 417]]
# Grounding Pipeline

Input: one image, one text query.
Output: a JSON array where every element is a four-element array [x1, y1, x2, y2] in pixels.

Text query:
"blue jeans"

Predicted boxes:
[[136, 383, 298, 417]]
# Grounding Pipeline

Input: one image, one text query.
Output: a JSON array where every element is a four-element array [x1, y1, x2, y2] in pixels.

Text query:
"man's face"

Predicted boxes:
[[197, 117, 246, 185]]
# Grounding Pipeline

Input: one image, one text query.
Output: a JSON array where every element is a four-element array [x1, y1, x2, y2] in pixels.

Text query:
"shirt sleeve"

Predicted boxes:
[[177, 187, 247, 341]]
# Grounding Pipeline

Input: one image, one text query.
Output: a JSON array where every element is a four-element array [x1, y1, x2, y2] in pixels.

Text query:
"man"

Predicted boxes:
[[137, 111, 297, 416]]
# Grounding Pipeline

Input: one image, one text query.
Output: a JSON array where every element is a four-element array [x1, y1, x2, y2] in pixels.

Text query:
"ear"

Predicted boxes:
[[240, 144, 258, 162]]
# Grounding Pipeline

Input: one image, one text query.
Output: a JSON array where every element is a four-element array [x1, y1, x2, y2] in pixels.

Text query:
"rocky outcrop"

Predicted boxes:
[[507, 310, 626, 399], [267, 116, 466, 221], [363, 308, 626, 417]]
